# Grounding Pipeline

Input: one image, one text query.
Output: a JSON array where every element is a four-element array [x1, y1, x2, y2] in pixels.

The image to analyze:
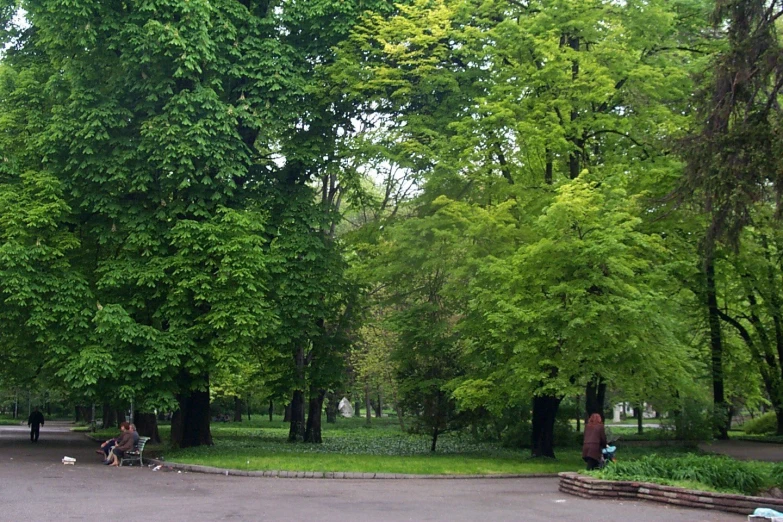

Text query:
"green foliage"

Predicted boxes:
[[740, 412, 778, 435], [594, 454, 769, 495], [163, 416, 589, 474], [664, 397, 715, 441]]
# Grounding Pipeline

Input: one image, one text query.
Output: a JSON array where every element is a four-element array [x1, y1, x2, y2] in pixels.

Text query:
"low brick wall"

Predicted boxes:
[[559, 472, 783, 515]]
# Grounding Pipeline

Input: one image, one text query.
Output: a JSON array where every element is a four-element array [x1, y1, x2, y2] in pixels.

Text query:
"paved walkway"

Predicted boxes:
[[0, 423, 745, 522], [698, 439, 783, 462]]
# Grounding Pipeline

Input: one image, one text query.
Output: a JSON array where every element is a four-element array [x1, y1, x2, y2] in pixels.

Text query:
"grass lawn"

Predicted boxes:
[[73, 416, 702, 476], [0, 415, 22, 425]]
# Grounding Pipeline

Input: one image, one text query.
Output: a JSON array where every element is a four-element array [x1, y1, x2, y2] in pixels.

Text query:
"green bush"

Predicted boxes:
[[662, 398, 713, 441], [740, 412, 777, 435], [500, 420, 531, 448], [595, 454, 766, 495], [771, 462, 783, 488], [553, 418, 574, 447]]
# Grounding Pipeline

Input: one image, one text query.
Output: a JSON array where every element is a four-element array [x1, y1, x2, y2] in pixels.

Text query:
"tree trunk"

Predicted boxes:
[[133, 411, 161, 443], [354, 400, 361, 417], [531, 395, 562, 458], [304, 388, 326, 443], [233, 396, 243, 422], [705, 254, 729, 439], [374, 394, 382, 418], [364, 383, 372, 427], [283, 402, 291, 422], [325, 391, 338, 423], [777, 407, 783, 436], [102, 404, 116, 429], [171, 385, 213, 449], [287, 389, 305, 442], [575, 395, 581, 433], [636, 405, 643, 434], [76, 405, 91, 423], [288, 345, 306, 442], [545, 149, 553, 185], [585, 379, 606, 420], [430, 427, 439, 452]]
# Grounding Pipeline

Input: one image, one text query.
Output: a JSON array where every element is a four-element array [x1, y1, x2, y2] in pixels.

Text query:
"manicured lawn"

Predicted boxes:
[[82, 416, 713, 476]]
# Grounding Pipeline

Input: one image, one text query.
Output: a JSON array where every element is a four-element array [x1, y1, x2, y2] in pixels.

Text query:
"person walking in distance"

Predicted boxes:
[[28, 407, 45, 443]]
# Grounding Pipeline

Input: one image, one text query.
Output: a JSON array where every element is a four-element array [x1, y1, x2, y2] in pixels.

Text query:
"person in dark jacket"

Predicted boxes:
[[582, 413, 607, 470], [106, 422, 134, 467], [28, 407, 45, 443]]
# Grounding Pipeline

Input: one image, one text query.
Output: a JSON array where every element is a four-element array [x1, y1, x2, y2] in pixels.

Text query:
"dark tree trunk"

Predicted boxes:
[[364, 384, 372, 426], [585, 380, 606, 421], [567, 35, 582, 181], [133, 411, 161, 443], [246, 394, 251, 421], [268, 400, 274, 422], [777, 408, 783, 436], [283, 403, 291, 422], [304, 388, 326, 443], [288, 345, 306, 442], [171, 386, 213, 448], [374, 394, 382, 418], [354, 400, 361, 417], [233, 397, 242, 422], [325, 391, 338, 423], [430, 427, 439, 452], [287, 390, 305, 442], [575, 395, 581, 432], [102, 404, 116, 429], [531, 395, 562, 458], [636, 405, 643, 435], [545, 149, 553, 185], [705, 254, 729, 439], [76, 405, 91, 423]]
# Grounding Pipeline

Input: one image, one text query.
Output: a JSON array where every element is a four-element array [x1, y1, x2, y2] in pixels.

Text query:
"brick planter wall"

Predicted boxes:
[[559, 472, 783, 515]]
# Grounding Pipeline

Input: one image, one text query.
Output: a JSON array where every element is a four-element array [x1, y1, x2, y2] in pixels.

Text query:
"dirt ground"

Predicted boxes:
[[0, 422, 747, 522]]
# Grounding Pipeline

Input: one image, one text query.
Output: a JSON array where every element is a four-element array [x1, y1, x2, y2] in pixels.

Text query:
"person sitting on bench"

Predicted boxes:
[[104, 422, 133, 466]]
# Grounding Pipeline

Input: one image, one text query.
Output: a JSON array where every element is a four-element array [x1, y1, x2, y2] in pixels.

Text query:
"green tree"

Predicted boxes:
[[0, 0, 360, 447], [463, 178, 691, 457], [680, 0, 783, 438]]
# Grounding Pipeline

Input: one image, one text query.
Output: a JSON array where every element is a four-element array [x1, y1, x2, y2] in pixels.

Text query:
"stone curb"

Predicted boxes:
[[145, 458, 554, 480], [558, 472, 783, 515]]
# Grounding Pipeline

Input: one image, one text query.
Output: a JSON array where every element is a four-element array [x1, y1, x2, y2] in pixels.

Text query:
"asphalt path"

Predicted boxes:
[[0, 423, 746, 522]]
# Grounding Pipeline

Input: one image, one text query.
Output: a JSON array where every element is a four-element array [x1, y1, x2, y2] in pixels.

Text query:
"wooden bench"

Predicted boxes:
[[120, 436, 150, 467]]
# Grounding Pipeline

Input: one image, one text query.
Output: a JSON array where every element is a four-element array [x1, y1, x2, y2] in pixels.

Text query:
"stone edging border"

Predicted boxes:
[[146, 458, 553, 480], [559, 471, 783, 515]]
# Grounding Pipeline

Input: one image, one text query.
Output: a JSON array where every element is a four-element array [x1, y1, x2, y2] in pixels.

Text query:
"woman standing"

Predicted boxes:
[[582, 413, 607, 470]]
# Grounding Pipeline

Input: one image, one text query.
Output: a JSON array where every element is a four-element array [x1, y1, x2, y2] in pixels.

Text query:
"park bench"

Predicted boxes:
[[120, 436, 150, 467]]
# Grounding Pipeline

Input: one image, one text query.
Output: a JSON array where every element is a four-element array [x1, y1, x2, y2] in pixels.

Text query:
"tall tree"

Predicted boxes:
[[680, 0, 783, 438], [0, 0, 362, 447]]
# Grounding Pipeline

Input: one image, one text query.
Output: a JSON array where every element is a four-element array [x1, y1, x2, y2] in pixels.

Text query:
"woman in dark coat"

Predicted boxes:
[[582, 413, 607, 470]]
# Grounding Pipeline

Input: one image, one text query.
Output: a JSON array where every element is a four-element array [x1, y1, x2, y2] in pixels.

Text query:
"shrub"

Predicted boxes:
[[771, 462, 783, 489], [662, 398, 713, 441], [740, 412, 777, 435], [500, 420, 531, 449], [595, 454, 765, 495]]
